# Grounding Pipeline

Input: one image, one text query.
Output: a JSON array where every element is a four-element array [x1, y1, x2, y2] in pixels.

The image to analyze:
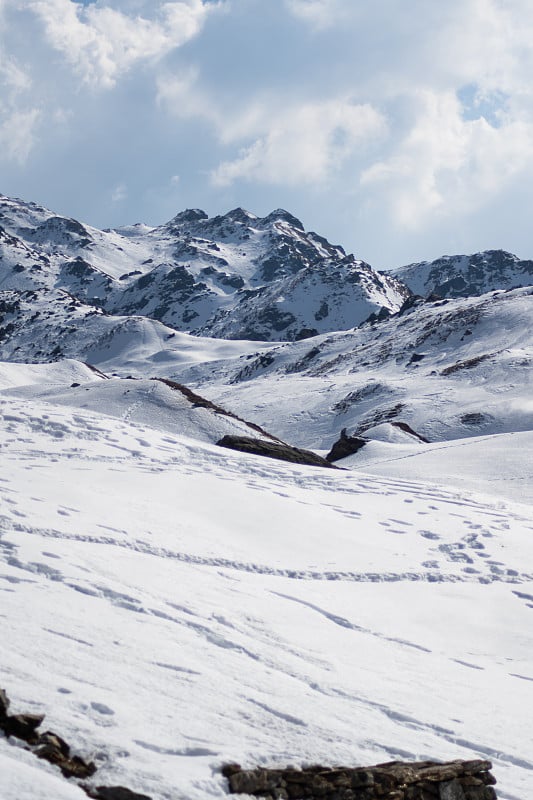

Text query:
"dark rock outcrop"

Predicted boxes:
[[3, 713, 45, 744], [0, 688, 150, 795], [0, 688, 10, 719], [217, 435, 337, 469], [391, 421, 430, 443], [223, 760, 498, 800], [0, 692, 96, 779], [82, 787, 153, 800], [326, 429, 368, 462]]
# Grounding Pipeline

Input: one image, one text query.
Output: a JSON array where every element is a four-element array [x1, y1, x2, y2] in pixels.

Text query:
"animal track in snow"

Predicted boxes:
[[134, 740, 217, 757]]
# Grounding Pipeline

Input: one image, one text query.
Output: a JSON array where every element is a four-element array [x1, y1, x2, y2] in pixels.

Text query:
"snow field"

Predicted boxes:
[[0, 393, 532, 800]]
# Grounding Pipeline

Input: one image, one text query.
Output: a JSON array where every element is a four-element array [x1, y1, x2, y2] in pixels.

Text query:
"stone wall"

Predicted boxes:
[[223, 759, 498, 800]]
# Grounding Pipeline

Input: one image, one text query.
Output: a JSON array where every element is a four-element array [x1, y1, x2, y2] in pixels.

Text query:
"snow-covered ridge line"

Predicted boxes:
[[1, 191, 532, 371]]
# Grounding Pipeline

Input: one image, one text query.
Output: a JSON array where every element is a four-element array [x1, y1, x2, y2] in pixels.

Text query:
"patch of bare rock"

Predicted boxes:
[[0, 688, 150, 800], [217, 435, 338, 468], [222, 760, 498, 800]]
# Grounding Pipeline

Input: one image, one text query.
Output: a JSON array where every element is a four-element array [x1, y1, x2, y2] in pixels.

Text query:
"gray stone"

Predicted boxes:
[[0, 688, 10, 719], [5, 713, 45, 742], [83, 787, 152, 800], [439, 780, 466, 800], [217, 435, 337, 469]]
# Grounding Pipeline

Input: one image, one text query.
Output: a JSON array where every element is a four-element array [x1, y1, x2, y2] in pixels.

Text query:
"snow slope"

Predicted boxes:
[[1, 191, 533, 800], [0, 379, 532, 800], [170, 286, 533, 457], [338, 426, 533, 505], [2, 371, 281, 447]]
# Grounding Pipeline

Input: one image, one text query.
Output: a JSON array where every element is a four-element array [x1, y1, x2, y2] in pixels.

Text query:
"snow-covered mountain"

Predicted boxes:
[[0, 194, 408, 347], [2, 191, 532, 456], [392, 250, 533, 299]]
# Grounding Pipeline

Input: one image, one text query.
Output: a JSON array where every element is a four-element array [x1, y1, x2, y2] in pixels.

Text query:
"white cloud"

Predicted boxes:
[[111, 183, 128, 202], [284, 0, 349, 30], [156, 67, 214, 122], [27, 0, 217, 89], [0, 50, 37, 164], [211, 100, 386, 186], [0, 108, 40, 163], [0, 55, 31, 97], [157, 73, 386, 187], [3, 0, 533, 263], [360, 89, 533, 229]]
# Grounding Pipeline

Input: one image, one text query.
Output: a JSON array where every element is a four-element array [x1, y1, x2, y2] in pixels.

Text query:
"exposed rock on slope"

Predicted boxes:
[[224, 760, 498, 799], [325, 429, 368, 462], [217, 435, 337, 468]]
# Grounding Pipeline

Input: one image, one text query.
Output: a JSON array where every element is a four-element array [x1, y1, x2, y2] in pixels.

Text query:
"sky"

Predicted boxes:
[[1, 0, 533, 267]]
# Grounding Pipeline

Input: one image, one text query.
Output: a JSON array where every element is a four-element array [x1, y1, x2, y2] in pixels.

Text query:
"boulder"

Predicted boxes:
[[326, 429, 367, 462], [217, 436, 337, 469]]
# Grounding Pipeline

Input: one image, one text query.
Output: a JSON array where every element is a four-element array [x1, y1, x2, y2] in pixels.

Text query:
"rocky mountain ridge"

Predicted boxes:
[[393, 249, 533, 299], [0, 194, 408, 347]]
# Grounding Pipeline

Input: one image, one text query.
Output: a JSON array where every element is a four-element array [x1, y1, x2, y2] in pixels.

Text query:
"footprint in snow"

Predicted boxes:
[[134, 740, 217, 757], [91, 701, 115, 716], [419, 530, 441, 540], [451, 658, 484, 671]]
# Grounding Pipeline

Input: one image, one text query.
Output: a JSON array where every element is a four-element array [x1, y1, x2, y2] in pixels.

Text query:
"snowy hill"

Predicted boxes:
[[0, 381, 532, 800], [170, 285, 533, 453], [392, 250, 533, 299], [0, 365, 281, 448]]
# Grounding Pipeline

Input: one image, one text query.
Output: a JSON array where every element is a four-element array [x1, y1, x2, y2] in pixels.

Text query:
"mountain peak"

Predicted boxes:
[[170, 209, 208, 225], [223, 207, 257, 223], [261, 209, 304, 230]]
